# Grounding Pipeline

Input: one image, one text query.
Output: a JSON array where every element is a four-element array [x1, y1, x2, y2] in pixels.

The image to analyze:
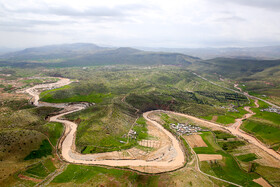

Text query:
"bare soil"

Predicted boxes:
[[211, 116, 218, 122], [18, 174, 42, 183], [253, 177, 272, 187], [185, 135, 207, 148], [197, 154, 223, 161]]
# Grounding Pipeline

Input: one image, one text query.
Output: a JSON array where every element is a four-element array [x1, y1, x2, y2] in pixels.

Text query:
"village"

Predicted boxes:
[[261, 107, 280, 114], [170, 123, 208, 135]]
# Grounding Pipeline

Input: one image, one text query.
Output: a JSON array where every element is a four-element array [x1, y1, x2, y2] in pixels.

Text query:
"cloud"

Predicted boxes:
[[214, 16, 246, 22], [212, 0, 280, 11], [0, 2, 152, 18], [0, 0, 279, 48]]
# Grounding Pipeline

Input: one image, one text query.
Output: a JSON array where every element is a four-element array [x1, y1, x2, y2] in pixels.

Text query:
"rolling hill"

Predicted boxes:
[[0, 43, 199, 67]]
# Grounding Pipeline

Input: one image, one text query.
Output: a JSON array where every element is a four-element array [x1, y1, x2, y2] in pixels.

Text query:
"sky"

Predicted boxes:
[[0, 0, 280, 48]]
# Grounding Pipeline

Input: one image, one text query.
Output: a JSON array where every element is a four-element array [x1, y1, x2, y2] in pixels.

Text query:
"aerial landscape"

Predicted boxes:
[[1, 0, 280, 187]]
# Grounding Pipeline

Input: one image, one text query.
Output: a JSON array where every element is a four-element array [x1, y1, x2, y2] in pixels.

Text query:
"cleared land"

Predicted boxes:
[[253, 177, 272, 187], [197, 154, 223, 161], [185, 134, 207, 148]]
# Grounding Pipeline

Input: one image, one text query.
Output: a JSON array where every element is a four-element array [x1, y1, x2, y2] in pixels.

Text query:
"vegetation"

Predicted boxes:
[[24, 139, 52, 160], [42, 122, 64, 146], [214, 131, 235, 140], [216, 107, 248, 125], [236, 153, 258, 162], [194, 132, 260, 186], [0, 63, 279, 186], [52, 164, 159, 186], [241, 101, 280, 150], [23, 159, 56, 179]]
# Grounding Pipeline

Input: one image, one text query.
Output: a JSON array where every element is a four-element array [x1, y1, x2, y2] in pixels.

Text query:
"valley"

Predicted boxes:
[[0, 45, 280, 187]]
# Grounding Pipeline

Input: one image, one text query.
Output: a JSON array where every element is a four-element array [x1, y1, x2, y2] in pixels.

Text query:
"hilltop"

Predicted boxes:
[[0, 43, 199, 67]]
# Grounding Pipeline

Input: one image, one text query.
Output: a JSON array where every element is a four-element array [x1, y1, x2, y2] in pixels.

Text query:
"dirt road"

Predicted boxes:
[[166, 110, 280, 162], [25, 79, 186, 171], [25, 77, 280, 173]]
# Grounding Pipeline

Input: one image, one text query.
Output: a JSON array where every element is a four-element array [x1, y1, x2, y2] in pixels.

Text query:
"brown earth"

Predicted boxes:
[[253, 177, 272, 187], [184, 135, 207, 148], [211, 116, 218, 122], [197, 154, 223, 161], [235, 144, 280, 168], [18, 174, 42, 183]]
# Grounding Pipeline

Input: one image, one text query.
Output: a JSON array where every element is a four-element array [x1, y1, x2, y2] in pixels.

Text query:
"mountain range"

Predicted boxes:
[[0, 43, 198, 67]]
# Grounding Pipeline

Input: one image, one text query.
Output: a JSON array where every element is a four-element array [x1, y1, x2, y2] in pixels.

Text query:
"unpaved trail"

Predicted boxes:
[[166, 110, 280, 162], [25, 77, 280, 175], [25, 78, 185, 172]]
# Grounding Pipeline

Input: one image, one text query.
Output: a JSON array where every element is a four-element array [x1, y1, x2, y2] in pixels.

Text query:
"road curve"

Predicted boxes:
[[25, 77, 280, 172], [165, 110, 280, 162], [25, 78, 186, 170]]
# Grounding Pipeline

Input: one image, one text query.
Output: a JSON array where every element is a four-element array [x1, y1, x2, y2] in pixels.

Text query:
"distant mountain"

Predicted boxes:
[[0, 43, 108, 61], [0, 43, 199, 67], [0, 47, 21, 55], [190, 57, 280, 78], [139, 46, 280, 60]]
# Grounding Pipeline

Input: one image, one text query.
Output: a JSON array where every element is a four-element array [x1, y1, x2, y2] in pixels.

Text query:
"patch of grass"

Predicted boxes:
[[193, 132, 220, 154], [24, 162, 49, 179], [241, 119, 280, 146], [194, 131, 259, 186], [39, 85, 71, 97], [51, 164, 161, 186], [218, 141, 245, 152], [255, 165, 280, 187], [23, 159, 56, 179], [52, 165, 127, 183], [216, 107, 249, 125], [214, 131, 235, 140], [43, 159, 56, 173], [216, 115, 236, 124], [42, 122, 64, 146], [236, 153, 258, 162], [41, 92, 112, 103], [22, 79, 43, 84], [200, 115, 213, 120], [24, 139, 52, 160]]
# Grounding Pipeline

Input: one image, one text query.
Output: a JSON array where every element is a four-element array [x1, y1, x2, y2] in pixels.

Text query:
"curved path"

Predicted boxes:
[[25, 78, 186, 171], [25, 77, 280, 173], [165, 109, 280, 161]]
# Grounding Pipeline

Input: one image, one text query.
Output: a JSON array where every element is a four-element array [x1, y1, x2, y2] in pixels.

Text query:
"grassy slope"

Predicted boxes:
[[40, 67, 248, 152], [241, 101, 280, 150], [0, 97, 64, 185]]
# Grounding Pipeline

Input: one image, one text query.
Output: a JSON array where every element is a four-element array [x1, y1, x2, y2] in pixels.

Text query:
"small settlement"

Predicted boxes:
[[261, 107, 280, 114], [170, 123, 208, 135]]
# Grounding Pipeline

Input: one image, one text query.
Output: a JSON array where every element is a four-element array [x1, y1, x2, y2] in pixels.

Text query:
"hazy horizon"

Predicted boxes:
[[1, 0, 280, 49]]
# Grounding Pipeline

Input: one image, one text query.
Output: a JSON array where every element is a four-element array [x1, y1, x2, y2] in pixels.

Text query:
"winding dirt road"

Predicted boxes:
[[25, 77, 280, 174], [25, 78, 186, 171], [165, 109, 280, 162]]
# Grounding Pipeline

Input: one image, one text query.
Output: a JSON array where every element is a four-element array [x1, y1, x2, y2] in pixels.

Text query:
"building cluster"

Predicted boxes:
[[128, 129, 137, 139], [170, 123, 208, 135], [261, 107, 280, 114]]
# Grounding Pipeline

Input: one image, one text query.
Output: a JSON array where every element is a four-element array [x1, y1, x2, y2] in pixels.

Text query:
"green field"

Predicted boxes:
[[241, 101, 280, 150], [216, 107, 249, 125], [42, 122, 64, 146], [236, 153, 258, 162], [24, 139, 52, 160], [52, 164, 160, 186], [194, 132, 260, 186]]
